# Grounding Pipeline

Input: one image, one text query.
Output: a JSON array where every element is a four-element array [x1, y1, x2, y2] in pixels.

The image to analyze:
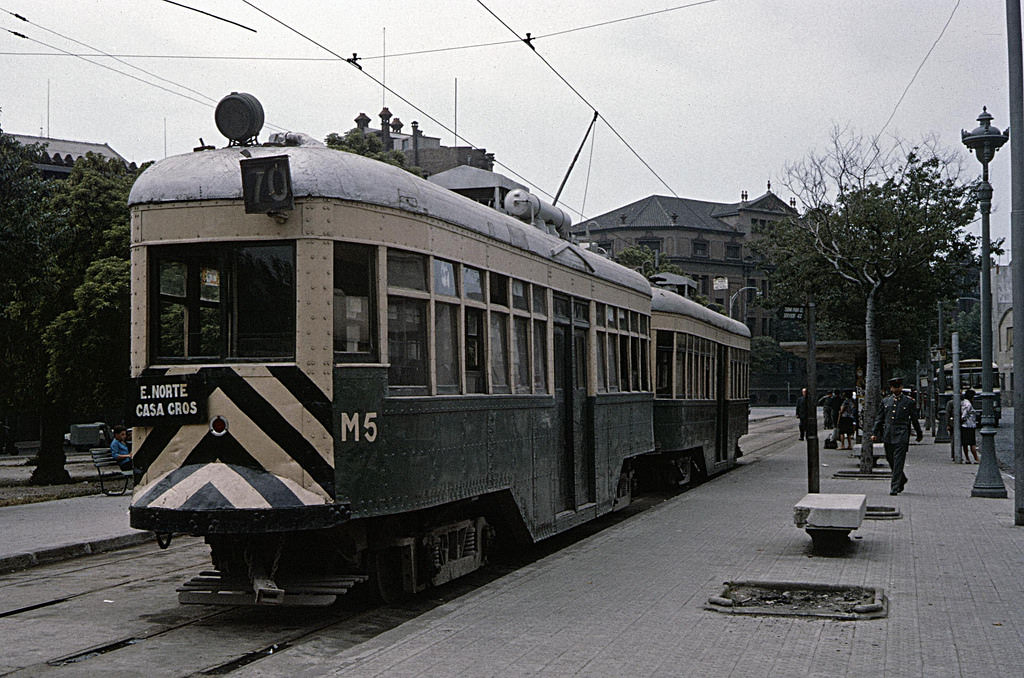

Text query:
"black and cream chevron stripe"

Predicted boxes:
[[132, 365, 334, 499], [133, 463, 328, 510]]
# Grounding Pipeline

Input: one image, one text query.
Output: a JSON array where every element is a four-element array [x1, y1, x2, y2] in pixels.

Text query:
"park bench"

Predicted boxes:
[[89, 447, 133, 496], [793, 493, 866, 553]]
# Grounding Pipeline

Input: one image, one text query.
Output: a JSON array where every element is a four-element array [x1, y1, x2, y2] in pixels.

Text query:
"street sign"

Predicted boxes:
[[781, 306, 804, 320]]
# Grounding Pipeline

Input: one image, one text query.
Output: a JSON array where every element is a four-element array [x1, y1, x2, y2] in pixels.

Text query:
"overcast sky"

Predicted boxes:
[[1, 0, 1018, 256]]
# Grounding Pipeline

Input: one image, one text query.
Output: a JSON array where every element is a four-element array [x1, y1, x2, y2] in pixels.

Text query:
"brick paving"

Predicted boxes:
[[242, 432, 1024, 678]]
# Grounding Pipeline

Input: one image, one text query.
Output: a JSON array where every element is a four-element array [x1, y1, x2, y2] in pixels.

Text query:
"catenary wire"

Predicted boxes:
[[871, 0, 960, 156], [2, 6, 218, 103], [239, 0, 578, 212], [160, 0, 257, 33], [0, 1, 721, 63], [476, 0, 679, 199], [0, 13, 290, 134]]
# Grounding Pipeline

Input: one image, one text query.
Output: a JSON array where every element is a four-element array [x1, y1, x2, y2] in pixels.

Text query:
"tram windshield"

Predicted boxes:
[[151, 241, 295, 362]]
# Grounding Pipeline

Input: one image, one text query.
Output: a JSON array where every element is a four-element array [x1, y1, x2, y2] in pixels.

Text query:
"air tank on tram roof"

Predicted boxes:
[[503, 188, 572, 239]]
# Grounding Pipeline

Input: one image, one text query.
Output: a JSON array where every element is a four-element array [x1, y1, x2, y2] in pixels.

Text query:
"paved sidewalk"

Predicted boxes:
[[0, 493, 151, 572], [239, 436, 1024, 678]]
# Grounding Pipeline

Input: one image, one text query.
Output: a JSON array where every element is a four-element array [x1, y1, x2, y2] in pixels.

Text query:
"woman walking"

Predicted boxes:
[[960, 390, 980, 463]]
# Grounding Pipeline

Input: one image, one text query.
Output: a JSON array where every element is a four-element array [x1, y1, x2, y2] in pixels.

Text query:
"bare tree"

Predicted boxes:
[[766, 128, 977, 471]]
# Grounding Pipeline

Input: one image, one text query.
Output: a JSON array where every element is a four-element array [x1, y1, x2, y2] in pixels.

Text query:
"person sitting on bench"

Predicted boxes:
[[110, 426, 132, 471]]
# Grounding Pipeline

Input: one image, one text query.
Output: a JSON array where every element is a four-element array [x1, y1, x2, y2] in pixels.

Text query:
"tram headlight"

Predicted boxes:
[[210, 415, 229, 437]]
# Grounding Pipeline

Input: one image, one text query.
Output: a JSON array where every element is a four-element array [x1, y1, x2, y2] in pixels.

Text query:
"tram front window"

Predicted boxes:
[[151, 242, 295, 362]]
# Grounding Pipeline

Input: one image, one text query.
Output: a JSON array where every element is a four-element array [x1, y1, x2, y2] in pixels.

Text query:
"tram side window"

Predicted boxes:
[[435, 302, 460, 393], [465, 308, 486, 393], [152, 243, 295, 362], [596, 332, 608, 393], [387, 250, 428, 291], [533, 320, 548, 392], [607, 334, 620, 392], [334, 243, 376, 361], [513, 316, 531, 393], [490, 312, 510, 393], [387, 298, 427, 390], [656, 332, 672, 397]]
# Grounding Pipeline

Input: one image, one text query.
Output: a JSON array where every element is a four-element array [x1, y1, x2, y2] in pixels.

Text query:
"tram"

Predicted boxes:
[[125, 94, 750, 605]]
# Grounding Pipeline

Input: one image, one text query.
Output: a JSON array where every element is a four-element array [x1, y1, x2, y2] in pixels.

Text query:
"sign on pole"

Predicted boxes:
[[781, 306, 804, 320]]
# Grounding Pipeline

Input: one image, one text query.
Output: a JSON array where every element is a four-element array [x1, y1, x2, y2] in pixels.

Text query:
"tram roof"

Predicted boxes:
[[128, 142, 650, 296], [650, 287, 750, 337]]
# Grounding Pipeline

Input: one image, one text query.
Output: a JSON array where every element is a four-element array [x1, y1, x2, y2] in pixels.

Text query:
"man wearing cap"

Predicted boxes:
[[871, 377, 923, 496]]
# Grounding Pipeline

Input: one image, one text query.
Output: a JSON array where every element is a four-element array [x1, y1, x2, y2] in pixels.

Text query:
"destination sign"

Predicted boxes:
[[127, 374, 207, 426]]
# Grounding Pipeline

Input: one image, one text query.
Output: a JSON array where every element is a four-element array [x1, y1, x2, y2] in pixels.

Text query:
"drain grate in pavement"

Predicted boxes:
[[706, 580, 887, 620], [865, 505, 902, 520]]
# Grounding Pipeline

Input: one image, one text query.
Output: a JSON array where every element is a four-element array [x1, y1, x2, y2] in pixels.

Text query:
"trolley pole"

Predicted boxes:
[[806, 296, 819, 494]]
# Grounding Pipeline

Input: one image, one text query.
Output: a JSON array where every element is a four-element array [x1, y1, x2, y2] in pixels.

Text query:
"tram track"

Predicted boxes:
[[1, 416, 797, 677]]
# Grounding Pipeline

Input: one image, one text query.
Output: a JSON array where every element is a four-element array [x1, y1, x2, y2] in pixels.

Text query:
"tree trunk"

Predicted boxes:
[[859, 284, 882, 472], [29, 402, 71, 485]]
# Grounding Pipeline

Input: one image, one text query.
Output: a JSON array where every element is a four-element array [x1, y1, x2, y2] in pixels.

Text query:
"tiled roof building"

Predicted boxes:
[[10, 134, 134, 180], [571, 188, 797, 337]]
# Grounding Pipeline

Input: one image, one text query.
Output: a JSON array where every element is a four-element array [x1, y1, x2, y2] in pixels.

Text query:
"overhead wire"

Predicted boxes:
[[870, 0, 960, 161], [475, 0, 679, 199], [0, 8, 289, 133], [2, 6, 217, 104], [238, 0, 574, 210]]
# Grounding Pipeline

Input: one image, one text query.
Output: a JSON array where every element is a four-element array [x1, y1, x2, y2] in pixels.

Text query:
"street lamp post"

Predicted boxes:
[[729, 286, 759, 319], [961, 107, 1008, 498]]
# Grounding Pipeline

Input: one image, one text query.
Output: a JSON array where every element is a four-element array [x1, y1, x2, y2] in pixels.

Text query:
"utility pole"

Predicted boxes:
[[806, 295, 819, 493]]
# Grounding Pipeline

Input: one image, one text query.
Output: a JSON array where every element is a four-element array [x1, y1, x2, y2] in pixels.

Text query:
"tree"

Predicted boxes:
[[325, 129, 424, 176], [614, 245, 685, 278], [0, 129, 61, 472], [761, 129, 978, 471], [29, 153, 136, 484]]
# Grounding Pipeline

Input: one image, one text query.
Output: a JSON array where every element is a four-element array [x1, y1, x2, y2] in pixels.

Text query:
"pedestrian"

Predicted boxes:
[[110, 425, 133, 472], [871, 377, 924, 496], [819, 390, 836, 429], [944, 397, 957, 461], [796, 387, 807, 440], [837, 390, 857, 450], [960, 390, 979, 464]]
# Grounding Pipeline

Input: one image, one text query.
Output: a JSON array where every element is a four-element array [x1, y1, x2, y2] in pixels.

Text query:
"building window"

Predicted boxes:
[[693, 241, 708, 258], [726, 244, 741, 260], [638, 239, 662, 253]]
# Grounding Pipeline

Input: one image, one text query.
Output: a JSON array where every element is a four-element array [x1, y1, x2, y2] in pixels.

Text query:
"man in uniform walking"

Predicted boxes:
[[871, 377, 923, 496]]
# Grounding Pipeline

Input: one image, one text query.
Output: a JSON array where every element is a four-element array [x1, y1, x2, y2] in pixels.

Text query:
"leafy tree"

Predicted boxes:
[[760, 129, 978, 471], [325, 129, 424, 176], [614, 245, 685, 278], [0, 129, 54, 462], [30, 153, 136, 484]]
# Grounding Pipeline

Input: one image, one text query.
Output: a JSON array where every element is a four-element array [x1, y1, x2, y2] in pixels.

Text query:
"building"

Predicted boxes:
[[570, 187, 797, 337], [10, 134, 133, 179], [350, 109, 494, 177]]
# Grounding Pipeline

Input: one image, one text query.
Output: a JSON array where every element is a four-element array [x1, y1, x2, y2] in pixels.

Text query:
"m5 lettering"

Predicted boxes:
[[340, 412, 378, 442]]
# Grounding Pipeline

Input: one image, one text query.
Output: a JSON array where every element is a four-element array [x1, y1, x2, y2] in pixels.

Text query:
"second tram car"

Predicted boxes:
[[126, 95, 750, 605]]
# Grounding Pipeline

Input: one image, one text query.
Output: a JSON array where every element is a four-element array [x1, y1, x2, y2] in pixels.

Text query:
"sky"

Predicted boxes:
[[0, 0, 1018, 258]]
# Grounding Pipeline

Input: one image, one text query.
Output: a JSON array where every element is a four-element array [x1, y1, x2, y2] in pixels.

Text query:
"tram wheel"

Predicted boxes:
[[371, 547, 409, 603]]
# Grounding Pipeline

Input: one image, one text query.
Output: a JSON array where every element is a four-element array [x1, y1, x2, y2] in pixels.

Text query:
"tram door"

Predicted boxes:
[[553, 296, 592, 512], [553, 322, 575, 512], [715, 344, 729, 462]]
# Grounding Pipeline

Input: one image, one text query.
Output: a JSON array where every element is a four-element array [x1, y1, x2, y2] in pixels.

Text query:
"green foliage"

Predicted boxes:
[[614, 245, 685, 278], [0, 130, 136, 483], [758, 148, 978, 368], [750, 336, 791, 375], [325, 129, 425, 177]]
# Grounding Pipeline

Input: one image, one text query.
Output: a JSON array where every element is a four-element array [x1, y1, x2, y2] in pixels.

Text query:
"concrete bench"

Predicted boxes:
[[793, 493, 866, 552]]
